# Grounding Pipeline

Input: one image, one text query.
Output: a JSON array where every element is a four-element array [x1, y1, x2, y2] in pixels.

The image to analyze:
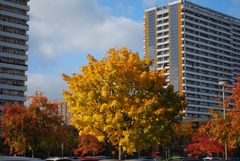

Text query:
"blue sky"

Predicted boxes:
[[27, 0, 240, 99]]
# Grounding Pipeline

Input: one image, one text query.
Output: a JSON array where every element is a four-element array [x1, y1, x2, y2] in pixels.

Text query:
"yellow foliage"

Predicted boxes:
[[63, 48, 185, 153]]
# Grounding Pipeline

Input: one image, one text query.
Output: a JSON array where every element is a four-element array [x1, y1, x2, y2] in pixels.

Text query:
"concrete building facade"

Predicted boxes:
[[0, 0, 29, 110], [50, 99, 72, 125], [145, 0, 240, 118]]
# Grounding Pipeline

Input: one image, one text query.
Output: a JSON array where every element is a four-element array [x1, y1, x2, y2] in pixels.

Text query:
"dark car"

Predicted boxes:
[[78, 157, 103, 161], [184, 159, 202, 161], [0, 156, 44, 161]]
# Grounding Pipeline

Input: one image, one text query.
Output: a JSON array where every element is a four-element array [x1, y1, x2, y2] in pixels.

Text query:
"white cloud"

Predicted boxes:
[[143, 0, 156, 7], [26, 73, 66, 100], [143, 0, 169, 8], [29, 0, 143, 59], [233, 0, 240, 5]]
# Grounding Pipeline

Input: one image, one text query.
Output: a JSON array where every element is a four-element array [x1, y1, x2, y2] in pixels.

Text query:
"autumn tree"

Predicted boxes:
[[173, 120, 194, 140], [63, 48, 185, 159], [171, 120, 194, 155], [74, 134, 103, 156], [199, 75, 240, 155], [158, 120, 194, 158], [186, 134, 223, 158], [1, 103, 27, 155], [0, 92, 64, 157]]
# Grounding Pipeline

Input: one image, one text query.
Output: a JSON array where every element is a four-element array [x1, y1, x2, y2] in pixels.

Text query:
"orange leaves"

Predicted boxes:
[[1, 103, 27, 155], [0, 92, 64, 155], [186, 134, 224, 157], [196, 75, 240, 153], [173, 120, 194, 137], [74, 134, 103, 156], [227, 75, 240, 109]]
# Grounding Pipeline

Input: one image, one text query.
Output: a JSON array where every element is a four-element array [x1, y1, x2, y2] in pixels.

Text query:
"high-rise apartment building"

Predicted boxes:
[[145, 0, 240, 118], [50, 99, 72, 125], [0, 0, 29, 110]]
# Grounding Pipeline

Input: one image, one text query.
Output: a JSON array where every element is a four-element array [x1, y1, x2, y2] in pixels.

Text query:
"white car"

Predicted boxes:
[[46, 157, 72, 161], [203, 157, 222, 161]]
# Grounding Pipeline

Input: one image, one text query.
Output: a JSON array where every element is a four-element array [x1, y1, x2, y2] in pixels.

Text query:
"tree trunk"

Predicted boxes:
[[168, 142, 171, 158], [152, 143, 159, 153], [138, 151, 141, 158], [31, 149, 34, 158], [118, 146, 122, 160]]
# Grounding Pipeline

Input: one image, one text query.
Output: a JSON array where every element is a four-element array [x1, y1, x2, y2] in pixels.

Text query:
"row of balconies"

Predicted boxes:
[[184, 44, 233, 60], [186, 103, 222, 110], [0, 30, 28, 40], [183, 64, 232, 79], [0, 15, 28, 29], [184, 30, 231, 47], [184, 24, 231, 41], [184, 50, 232, 65], [0, 93, 26, 101], [0, 85, 25, 93], [185, 73, 219, 83], [0, 62, 27, 70], [184, 57, 232, 71], [0, 55, 26, 66], [1, 75, 25, 83], [0, 20, 28, 32], [0, 50, 27, 60], [184, 77, 231, 90], [183, 26, 231, 50], [0, 10, 29, 21], [184, 7, 231, 29], [184, 53, 232, 68], [1, 71, 27, 80], [0, 41, 28, 50], [184, 94, 219, 104], [1, 0, 29, 11], [183, 69, 232, 82], [0, 4, 27, 16], [184, 18, 231, 36], [184, 83, 223, 92], [184, 67, 233, 83], [184, 37, 232, 55]]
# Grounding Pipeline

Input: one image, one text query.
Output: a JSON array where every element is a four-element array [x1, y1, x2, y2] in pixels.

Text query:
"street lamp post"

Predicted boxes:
[[61, 143, 64, 158], [219, 80, 229, 160]]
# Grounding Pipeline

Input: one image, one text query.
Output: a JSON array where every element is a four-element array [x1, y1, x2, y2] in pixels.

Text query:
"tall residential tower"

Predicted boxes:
[[0, 0, 29, 110], [145, 0, 240, 118]]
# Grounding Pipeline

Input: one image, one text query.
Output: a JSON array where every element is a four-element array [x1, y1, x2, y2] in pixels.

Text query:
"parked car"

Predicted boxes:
[[0, 156, 44, 161], [78, 157, 103, 161], [184, 159, 202, 161], [139, 156, 156, 160], [227, 158, 240, 161], [46, 157, 72, 161], [125, 159, 156, 161], [168, 157, 185, 161], [203, 157, 222, 161]]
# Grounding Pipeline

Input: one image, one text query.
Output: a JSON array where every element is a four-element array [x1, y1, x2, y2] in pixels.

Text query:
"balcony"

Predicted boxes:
[[0, 20, 29, 30], [0, 31, 29, 41], [0, 10, 29, 21], [0, 51, 28, 61], [1, 0, 30, 11], [0, 83, 27, 91], [0, 94, 26, 102], [0, 41, 28, 50], [0, 62, 27, 71], [1, 73, 27, 81]]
